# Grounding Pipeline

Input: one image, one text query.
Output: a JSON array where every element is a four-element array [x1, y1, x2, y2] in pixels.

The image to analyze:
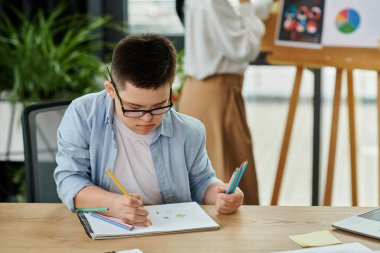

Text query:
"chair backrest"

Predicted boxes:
[[22, 100, 71, 203]]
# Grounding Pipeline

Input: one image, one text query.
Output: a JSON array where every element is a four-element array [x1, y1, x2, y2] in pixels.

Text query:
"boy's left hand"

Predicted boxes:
[[214, 185, 244, 214]]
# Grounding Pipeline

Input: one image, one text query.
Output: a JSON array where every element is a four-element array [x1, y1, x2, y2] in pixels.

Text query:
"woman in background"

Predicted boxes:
[[177, 0, 272, 204]]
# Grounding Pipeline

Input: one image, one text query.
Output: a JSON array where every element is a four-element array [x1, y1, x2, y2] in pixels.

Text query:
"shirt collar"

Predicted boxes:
[[151, 110, 174, 143]]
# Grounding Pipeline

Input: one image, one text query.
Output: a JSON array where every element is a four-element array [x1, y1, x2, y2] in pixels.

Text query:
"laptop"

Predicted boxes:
[[332, 208, 380, 239]]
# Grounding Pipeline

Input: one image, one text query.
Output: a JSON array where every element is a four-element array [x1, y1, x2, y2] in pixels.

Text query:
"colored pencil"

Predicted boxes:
[[231, 160, 248, 193], [226, 168, 240, 194], [105, 168, 131, 196], [90, 212, 133, 231], [76, 208, 109, 213]]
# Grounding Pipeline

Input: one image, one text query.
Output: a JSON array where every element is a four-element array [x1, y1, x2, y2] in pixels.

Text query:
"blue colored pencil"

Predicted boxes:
[[226, 168, 240, 194], [231, 161, 248, 193], [90, 213, 133, 231]]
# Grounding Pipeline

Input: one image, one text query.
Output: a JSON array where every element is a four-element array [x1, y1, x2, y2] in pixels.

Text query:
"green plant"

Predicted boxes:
[[0, 162, 25, 202], [8, 163, 26, 202], [0, 3, 118, 104], [0, 2, 126, 202], [174, 49, 186, 101]]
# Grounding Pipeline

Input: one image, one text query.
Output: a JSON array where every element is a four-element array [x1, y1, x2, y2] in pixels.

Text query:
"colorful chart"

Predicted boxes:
[[335, 8, 360, 34]]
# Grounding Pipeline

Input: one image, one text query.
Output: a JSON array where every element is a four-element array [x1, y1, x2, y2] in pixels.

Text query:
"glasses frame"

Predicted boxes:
[[106, 66, 173, 118]]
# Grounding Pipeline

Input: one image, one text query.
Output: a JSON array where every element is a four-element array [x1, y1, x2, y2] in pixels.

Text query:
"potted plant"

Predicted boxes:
[[0, 3, 117, 103], [0, 2, 124, 201]]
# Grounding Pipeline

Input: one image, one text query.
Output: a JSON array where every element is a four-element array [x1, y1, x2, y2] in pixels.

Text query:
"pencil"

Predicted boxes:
[[226, 168, 239, 194], [76, 207, 109, 213], [105, 168, 130, 196], [90, 213, 133, 231], [231, 160, 248, 193], [105, 168, 152, 225]]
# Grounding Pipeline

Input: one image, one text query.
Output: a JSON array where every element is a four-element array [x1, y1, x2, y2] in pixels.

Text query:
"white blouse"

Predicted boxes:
[[184, 0, 272, 80]]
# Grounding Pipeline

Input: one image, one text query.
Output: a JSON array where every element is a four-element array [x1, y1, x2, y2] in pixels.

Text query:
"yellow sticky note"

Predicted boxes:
[[289, 230, 342, 248]]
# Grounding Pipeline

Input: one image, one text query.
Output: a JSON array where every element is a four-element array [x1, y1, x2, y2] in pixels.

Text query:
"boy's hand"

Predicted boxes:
[[109, 193, 151, 227], [214, 185, 244, 214]]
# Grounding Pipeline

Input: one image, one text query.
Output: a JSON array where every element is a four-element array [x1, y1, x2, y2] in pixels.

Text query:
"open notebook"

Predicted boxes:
[[77, 202, 220, 239]]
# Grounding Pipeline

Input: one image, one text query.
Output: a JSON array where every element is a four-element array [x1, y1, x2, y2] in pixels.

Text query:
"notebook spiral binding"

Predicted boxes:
[[77, 212, 94, 238]]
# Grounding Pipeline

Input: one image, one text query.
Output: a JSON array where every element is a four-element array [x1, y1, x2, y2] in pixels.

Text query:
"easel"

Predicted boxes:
[[261, 7, 380, 206]]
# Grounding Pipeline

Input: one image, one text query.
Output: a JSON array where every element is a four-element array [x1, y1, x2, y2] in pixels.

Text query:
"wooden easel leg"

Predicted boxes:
[[347, 69, 358, 206], [271, 66, 303, 205], [324, 68, 343, 206], [377, 71, 380, 205]]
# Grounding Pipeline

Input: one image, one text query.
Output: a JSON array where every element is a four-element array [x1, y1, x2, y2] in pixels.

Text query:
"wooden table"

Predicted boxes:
[[1, 203, 380, 253]]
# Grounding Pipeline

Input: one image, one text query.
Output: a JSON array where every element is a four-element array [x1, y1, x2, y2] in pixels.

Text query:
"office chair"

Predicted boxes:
[[22, 100, 71, 203]]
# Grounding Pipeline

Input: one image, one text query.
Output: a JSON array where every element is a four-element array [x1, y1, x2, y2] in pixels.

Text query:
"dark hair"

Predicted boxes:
[[111, 34, 177, 90]]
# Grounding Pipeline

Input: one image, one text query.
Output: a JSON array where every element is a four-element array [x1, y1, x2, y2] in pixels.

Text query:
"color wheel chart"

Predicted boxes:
[[335, 8, 360, 34]]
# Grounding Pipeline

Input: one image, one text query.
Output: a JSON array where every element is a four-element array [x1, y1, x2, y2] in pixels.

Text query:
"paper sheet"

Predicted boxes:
[[272, 242, 373, 253], [82, 202, 219, 239], [116, 250, 143, 253], [289, 230, 341, 247], [275, 0, 325, 49], [322, 0, 380, 48]]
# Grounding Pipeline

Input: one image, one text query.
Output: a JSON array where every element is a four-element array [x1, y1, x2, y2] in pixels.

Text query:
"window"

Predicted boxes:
[[128, 0, 184, 35]]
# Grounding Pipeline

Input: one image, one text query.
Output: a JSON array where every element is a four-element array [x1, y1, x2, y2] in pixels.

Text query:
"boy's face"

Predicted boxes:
[[105, 80, 171, 135]]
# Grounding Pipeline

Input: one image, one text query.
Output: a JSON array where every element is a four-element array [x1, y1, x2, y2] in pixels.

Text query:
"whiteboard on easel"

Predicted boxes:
[[275, 0, 380, 49]]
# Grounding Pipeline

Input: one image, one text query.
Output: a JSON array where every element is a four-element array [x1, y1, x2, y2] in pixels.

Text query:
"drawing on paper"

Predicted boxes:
[[276, 0, 325, 48], [335, 8, 360, 34]]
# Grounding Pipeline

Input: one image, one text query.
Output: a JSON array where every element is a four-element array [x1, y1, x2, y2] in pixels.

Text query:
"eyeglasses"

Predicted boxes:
[[106, 66, 173, 118]]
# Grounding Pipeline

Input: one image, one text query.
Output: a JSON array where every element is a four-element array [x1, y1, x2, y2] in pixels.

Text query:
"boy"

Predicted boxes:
[[54, 34, 244, 227]]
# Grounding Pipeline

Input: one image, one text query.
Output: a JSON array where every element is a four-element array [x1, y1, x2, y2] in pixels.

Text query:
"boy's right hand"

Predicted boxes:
[[109, 193, 151, 227]]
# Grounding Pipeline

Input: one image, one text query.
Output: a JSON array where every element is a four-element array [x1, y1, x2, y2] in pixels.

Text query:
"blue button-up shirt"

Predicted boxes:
[[54, 90, 219, 211]]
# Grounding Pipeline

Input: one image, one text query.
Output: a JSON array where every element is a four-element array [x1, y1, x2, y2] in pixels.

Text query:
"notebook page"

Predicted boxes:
[[83, 202, 219, 238]]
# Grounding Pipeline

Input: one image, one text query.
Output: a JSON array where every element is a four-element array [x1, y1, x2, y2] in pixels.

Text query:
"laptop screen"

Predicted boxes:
[[359, 208, 380, 222]]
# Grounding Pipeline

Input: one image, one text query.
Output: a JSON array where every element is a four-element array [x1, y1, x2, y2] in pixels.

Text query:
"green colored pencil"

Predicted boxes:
[[75, 208, 109, 213]]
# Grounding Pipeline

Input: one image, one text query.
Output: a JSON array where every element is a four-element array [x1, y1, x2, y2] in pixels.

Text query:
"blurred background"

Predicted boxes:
[[0, 0, 379, 206]]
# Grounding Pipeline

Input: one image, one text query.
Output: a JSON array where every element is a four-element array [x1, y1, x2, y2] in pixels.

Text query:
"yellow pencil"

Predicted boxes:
[[105, 168, 130, 196], [105, 168, 152, 225]]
